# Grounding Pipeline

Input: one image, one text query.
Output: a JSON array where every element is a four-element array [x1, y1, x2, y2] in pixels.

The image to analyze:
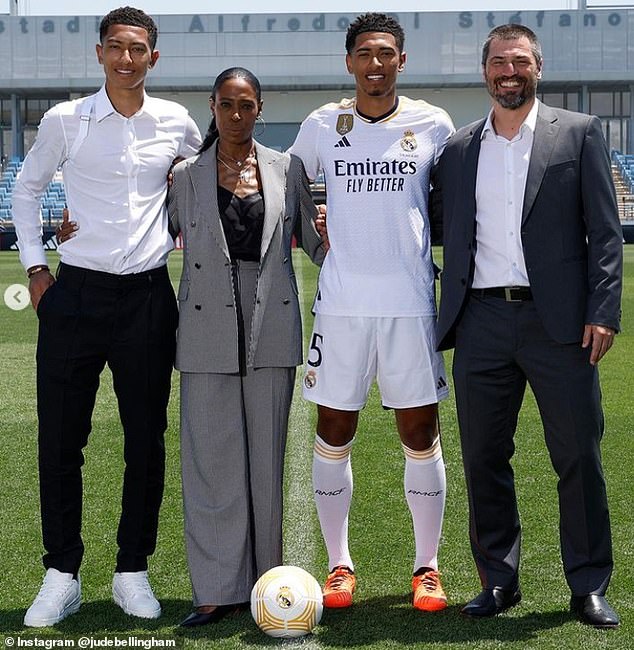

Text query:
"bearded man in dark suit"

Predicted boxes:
[[432, 23, 622, 628]]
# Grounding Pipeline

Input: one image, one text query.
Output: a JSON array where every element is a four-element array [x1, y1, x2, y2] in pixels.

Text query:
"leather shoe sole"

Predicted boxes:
[[461, 587, 521, 617], [570, 595, 619, 628], [180, 603, 248, 627]]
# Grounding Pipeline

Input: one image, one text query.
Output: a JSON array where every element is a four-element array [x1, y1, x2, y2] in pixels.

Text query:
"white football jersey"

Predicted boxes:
[[290, 96, 454, 317]]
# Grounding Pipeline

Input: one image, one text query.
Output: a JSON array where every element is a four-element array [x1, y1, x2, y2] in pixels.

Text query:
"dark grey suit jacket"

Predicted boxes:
[[168, 141, 325, 372], [432, 103, 623, 351]]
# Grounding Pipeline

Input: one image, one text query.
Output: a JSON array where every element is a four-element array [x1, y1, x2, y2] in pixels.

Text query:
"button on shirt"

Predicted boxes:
[[12, 85, 201, 273], [472, 99, 539, 289]]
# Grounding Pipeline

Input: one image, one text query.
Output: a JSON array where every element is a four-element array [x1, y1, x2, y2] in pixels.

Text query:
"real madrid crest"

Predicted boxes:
[[276, 585, 294, 609], [304, 370, 317, 389], [400, 129, 417, 152], [336, 114, 354, 135]]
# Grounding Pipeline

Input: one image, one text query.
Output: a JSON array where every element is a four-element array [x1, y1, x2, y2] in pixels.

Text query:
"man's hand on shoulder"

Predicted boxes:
[[315, 204, 329, 252]]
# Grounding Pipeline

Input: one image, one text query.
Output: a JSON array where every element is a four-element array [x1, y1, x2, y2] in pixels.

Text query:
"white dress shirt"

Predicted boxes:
[[12, 85, 201, 273], [472, 99, 539, 289]]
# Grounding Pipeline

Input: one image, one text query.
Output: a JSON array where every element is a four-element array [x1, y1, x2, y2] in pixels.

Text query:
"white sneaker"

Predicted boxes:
[[24, 568, 81, 627], [112, 571, 161, 619]]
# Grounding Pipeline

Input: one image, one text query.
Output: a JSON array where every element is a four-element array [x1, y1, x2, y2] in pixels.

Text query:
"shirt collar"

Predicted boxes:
[[94, 85, 159, 122], [481, 98, 539, 141]]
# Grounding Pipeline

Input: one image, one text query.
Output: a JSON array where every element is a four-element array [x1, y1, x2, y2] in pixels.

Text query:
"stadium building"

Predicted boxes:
[[1, 7, 634, 242]]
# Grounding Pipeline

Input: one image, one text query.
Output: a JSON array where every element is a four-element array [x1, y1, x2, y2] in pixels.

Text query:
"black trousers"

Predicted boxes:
[[452, 294, 613, 596], [36, 262, 178, 574]]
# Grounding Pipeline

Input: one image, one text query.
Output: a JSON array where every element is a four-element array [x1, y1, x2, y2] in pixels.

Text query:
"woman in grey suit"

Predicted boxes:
[[168, 68, 325, 626]]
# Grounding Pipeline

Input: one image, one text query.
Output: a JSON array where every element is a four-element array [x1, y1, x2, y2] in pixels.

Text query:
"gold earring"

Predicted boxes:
[[255, 114, 266, 137]]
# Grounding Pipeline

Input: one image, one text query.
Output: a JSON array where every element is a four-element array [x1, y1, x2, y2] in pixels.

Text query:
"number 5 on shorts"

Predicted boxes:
[[307, 333, 324, 367]]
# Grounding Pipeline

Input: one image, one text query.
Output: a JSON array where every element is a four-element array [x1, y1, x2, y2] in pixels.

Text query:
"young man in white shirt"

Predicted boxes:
[[289, 13, 453, 611], [12, 6, 201, 627]]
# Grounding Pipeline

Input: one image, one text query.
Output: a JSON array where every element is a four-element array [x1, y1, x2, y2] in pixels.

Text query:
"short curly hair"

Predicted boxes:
[[345, 13, 405, 54], [99, 6, 158, 51]]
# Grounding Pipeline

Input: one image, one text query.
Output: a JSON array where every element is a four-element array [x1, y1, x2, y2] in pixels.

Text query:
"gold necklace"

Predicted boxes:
[[217, 153, 255, 184], [217, 147, 256, 184], [217, 146, 255, 167]]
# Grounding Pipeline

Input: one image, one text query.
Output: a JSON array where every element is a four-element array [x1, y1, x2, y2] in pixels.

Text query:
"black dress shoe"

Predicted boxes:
[[180, 604, 242, 627], [461, 587, 522, 617], [570, 595, 619, 628]]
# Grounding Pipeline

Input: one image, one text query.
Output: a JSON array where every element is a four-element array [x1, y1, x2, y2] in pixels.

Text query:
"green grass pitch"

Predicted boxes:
[[0, 247, 632, 649]]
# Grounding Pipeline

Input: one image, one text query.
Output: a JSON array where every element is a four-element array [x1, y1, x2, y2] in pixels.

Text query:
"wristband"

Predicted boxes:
[[27, 265, 50, 279]]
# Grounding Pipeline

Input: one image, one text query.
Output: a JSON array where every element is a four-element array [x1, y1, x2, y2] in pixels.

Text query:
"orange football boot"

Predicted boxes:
[[412, 569, 448, 612], [322, 566, 356, 608]]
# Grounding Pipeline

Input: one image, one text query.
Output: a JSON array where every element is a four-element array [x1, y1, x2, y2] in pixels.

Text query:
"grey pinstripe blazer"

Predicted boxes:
[[168, 141, 325, 373]]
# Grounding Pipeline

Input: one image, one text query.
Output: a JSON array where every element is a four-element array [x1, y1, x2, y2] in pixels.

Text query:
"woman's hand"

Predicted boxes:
[[55, 207, 78, 244]]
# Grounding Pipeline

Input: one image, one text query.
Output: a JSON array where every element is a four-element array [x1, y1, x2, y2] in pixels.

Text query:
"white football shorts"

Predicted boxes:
[[302, 314, 449, 410]]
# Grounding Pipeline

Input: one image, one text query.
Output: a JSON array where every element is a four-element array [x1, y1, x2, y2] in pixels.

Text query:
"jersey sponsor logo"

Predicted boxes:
[[334, 135, 352, 148], [345, 176, 406, 192], [334, 159, 417, 176], [333, 157, 417, 193], [400, 129, 418, 152], [407, 489, 444, 497], [336, 113, 354, 135]]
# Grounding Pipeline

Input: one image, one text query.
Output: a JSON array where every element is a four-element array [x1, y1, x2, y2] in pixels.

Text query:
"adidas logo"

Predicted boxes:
[[437, 377, 447, 389], [334, 136, 351, 148]]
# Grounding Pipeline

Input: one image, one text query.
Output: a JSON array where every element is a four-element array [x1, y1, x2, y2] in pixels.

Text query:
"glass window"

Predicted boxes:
[[542, 93, 565, 109], [1, 130, 10, 167], [537, 90, 580, 111], [606, 119, 622, 153], [0, 100, 11, 126], [622, 92, 630, 116], [25, 98, 66, 126], [566, 92, 580, 112], [23, 127, 38, 153], [590, 92, 614, 117], [26, 99, 46, 126]]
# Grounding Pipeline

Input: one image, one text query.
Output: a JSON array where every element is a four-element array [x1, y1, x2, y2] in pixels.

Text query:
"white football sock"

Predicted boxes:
[[312, 434, 354, 572], [403, 436, 446, 573]]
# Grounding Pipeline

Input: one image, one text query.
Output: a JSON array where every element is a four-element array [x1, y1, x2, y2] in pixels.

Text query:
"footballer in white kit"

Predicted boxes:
[[289, 13, 454, 613], [290, 95, 453, 409]]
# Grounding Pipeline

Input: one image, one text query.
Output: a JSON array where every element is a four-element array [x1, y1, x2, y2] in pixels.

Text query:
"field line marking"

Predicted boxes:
[[284, 251, 319, 577]]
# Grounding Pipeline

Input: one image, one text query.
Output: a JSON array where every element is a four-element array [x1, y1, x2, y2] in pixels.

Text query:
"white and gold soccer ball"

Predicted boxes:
[[250, 565, 323, 638]]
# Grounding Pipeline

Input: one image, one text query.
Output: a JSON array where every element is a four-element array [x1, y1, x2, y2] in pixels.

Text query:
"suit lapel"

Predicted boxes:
[[522, 105, 559, 223], [257, 142, 285, 261], [188, 143, 230, 260], [463, 119, 485, 228], [249, 143, 286, 361]]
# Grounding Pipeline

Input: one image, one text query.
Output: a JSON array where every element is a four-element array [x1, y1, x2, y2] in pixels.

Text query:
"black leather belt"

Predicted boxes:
[[58, 262, 169, 287], [471, 286, 533, 302]]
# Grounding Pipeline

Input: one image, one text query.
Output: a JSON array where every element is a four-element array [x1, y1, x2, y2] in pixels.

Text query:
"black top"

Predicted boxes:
[[217, 185, 265, 262]]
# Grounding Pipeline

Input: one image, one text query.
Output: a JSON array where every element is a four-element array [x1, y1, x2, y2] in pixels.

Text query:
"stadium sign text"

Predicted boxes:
[[0, 11, 627, 36], [191, 11, 626, 33]]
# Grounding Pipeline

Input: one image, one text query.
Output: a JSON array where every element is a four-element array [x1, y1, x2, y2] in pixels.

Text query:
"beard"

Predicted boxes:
[[487, 74, 537, 110]]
